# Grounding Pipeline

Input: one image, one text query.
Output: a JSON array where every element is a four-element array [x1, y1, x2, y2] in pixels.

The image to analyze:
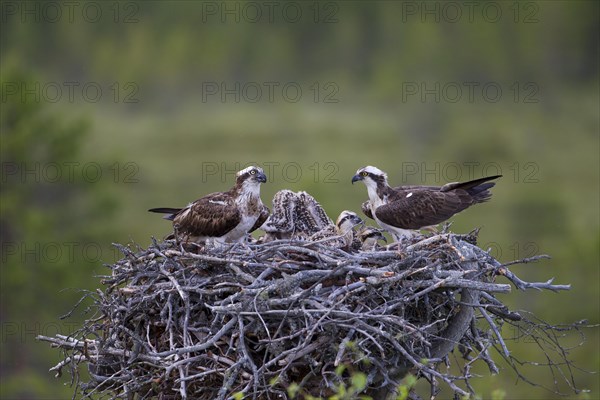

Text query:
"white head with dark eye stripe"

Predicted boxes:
[[352, 166, 388, 187], [352, 166, 389, 202], [236, 166, 267, 184], [236, 166, 267, 197], [336, 210, 363, 233]]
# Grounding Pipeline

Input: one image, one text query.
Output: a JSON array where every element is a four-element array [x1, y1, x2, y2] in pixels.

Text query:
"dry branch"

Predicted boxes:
[[37, 233, 585, 399]]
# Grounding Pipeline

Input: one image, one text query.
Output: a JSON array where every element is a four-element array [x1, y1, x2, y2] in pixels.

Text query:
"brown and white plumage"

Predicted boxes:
[[260, 190, 298, 241], [357, 226, 387, 251], [295, 191, 334, 235], [149, 166, 269, 245], [262, 190, 332, 241], [352, 166, 500, 239], [309, 210, 363, 249]]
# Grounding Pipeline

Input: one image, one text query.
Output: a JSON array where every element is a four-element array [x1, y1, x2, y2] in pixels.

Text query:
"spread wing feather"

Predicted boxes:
[[173, 192, 241, 238]]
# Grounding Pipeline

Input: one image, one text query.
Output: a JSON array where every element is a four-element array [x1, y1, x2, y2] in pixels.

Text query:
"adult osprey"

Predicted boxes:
[[148, 166, 269, 245], [261, 190, 333, 241], [352, 166, 501, 239]]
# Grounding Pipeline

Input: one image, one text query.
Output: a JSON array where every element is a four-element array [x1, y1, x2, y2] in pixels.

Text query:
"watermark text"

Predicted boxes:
[[1, 81, 139, 104], [201, 81, 339, 103], [398, 161, 540, 184], [1, 162, 140, 184], [401, 81, 539, 103], [2, 321, 80, 344], [401, 2, 539, 23], [201, 162, 340, 184], [200, 1, 339, 23], [1, 1, 139, 23]]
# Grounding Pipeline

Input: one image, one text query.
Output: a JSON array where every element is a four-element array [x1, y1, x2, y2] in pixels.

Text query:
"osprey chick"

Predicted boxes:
[[262, 190, 332, 241], [357, 226, 387, 251], [309, 210, 363, 249]]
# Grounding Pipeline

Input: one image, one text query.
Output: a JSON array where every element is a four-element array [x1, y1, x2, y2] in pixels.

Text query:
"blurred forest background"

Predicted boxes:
[[1, 1, 598, 399]]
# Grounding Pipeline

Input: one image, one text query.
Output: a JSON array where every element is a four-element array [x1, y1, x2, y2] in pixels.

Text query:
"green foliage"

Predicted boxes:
[[491, 389, 506, 400], [232, 391, 245, 400], [460, 388, 507, 400], [330, 366, 369, 400], [287, 382, 301, 398], [395, 374, 417, 400], [283, 364, 372, 400], [1, 70, 118, 399]]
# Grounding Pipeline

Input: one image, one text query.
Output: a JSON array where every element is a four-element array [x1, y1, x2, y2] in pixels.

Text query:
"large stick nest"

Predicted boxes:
[[39, 232, 583, 399]]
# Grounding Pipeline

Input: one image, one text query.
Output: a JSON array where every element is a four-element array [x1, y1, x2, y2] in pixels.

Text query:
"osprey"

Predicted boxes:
[[352, 166, 501, 239], [149, 166, 269, 246], [262, 190, 333, 241], [357, 226, 387, 251], [309, 210, 363, 249]]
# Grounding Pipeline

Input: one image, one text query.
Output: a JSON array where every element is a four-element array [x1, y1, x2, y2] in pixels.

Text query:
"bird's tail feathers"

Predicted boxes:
[[469, 184, 495, 202], [466, 176, 501, 202], [441, 175, 499, 191], [148, 207, 181, 221], [441, 175, 501, 202]]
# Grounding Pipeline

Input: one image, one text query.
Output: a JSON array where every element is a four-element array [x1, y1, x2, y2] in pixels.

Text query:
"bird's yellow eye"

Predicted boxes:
[[361, 171, 368, 177], [250, 170, 257, 175]]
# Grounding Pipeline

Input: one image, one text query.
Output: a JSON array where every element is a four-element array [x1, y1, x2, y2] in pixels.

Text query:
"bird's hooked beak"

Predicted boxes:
[[350, 214, 364, 226], [256, 172, 267, 183], [351, 174, 363, 184]]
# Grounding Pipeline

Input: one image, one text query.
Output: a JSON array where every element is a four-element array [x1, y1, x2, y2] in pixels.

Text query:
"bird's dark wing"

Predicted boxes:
[[361, 200, 374, 220], [393, 176, 500, 196], [249, 205, 269, 233], [174, 193, 240, 237], [375, 189, 472, 229], [394, 184, 441, 191]]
